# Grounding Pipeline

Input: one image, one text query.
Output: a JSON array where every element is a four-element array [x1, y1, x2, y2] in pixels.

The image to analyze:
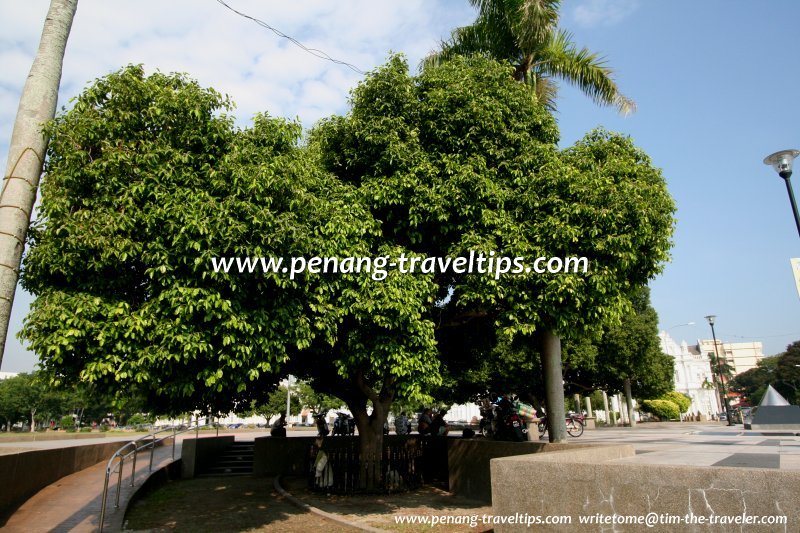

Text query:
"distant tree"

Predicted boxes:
[[774, 341, 800, 404], [0, 375, 27, 430], [2, 372, 62, 431], [731, 342, 800, 405], [293, 381, 343, 415], [246, 386, 301, 423], [592, 286, 675, 424], [424, 0, 634, 113]]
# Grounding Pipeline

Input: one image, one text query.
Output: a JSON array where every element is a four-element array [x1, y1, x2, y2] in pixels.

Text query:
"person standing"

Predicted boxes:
[[395, 412, 409, 435]]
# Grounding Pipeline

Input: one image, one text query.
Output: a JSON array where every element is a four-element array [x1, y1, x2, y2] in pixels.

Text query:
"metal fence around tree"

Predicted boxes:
[[307, 435, 448, 494]]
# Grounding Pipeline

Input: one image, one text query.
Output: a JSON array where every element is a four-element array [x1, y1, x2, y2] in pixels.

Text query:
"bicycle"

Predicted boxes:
[[537, 412, 585, 438]]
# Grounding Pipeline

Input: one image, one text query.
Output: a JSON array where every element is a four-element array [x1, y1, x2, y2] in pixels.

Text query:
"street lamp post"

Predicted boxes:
[[763, 149, 800, 238], [704, 315, 734, 426]]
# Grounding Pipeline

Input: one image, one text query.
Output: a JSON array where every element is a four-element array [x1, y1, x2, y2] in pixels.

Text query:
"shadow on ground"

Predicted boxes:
[[123, 475, 493, 532]]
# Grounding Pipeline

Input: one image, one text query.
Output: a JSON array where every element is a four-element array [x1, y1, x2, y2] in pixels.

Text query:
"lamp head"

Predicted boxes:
[[764, 149, 800, 178], [704, 315, 716, 326]]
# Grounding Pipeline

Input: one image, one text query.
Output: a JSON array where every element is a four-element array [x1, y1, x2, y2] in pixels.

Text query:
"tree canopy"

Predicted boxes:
[[21, 65, 439, 423], [313, 55, 673, 438], [588, 285, 674, 399], [22, 57, 674, 453], [730, 341, 800, 405]]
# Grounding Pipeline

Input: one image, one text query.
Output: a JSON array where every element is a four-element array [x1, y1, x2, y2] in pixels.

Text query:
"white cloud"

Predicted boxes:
[[0, 0, 475, 138], [571, 0, 639, 28]]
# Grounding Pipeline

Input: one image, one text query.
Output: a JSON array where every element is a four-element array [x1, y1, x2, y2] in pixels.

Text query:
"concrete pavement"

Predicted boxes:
[[574, 421, 800, 470]]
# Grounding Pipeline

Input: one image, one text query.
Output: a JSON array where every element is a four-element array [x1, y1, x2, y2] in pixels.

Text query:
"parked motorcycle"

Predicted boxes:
[[479, 400, 495, 437], [332, 411, 356, 436], [483, 395, 527, 441], [313, 412, 330, 437]]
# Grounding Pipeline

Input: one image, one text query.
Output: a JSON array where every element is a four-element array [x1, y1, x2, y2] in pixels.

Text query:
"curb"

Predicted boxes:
[[273, 476, 389, 533]]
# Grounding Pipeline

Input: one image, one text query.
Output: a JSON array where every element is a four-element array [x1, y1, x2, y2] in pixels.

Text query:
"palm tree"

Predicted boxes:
[[0, 0, 78, 368], [424, 0, 634, 114]]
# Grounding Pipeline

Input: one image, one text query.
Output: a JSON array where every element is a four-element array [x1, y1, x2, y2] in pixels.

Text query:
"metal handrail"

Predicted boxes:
[[98, 421, 218, 531]]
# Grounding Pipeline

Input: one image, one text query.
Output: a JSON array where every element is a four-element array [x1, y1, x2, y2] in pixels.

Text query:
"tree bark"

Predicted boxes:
[[624, 378, 636, 428], [0, 0, 78, 367], [350, 396, 392, 489], [541, 329, 567, 442]]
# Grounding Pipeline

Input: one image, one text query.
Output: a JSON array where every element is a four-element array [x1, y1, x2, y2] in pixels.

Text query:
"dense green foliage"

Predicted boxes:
[[730, 341, 800, 405], [661, 391, 691, 414], [247, 385, 301, 421], [0, 371, 135, 430], [589, 286, 674, 399], [21, 65, 439, 426], [21, 57, 674, 451], [315, 54, 672, 356], [641, 398, 679, 421]]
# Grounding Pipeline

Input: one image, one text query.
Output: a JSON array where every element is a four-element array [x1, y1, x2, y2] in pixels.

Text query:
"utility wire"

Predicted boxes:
[[214, 0, 365, 75]]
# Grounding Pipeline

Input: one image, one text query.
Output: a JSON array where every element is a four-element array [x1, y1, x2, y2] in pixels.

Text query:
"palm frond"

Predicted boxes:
[[514, 0, 561, 52], [422, 8, 518, 70], [533, 74, 558, 112], [534, 29, 635, 115]]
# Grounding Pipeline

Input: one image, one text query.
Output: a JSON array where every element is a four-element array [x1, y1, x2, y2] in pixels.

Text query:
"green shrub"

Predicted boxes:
[[127, 413, 153, 426], [80, 427, 92, 432], [641, 399, 680, 421], [661, 391, 691, 414], [60, 415, 75, 431]]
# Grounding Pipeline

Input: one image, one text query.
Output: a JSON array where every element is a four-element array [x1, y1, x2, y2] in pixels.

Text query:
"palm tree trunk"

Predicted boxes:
[[0, 0, 78, 367]]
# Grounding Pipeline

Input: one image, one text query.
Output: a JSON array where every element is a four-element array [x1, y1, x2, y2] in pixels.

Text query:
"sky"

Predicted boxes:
[[1, 0, 799, 372]]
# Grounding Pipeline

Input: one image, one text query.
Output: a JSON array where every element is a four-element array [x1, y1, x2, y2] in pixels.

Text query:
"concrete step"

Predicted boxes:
[[198, 441, 254, 477]]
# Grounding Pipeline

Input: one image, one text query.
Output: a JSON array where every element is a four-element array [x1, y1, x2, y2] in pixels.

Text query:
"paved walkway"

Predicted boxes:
[[573, 421, 800, 470], [2, 442, 181, 532]]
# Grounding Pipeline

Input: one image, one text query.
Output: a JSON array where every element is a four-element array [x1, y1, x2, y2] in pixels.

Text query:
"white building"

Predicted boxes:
[[659, 331, 720, 418], [695, 339, 763, 376]]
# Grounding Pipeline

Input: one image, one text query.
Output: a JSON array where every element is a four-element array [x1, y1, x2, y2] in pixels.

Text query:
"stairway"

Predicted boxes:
[[198, 441, 254, 477]]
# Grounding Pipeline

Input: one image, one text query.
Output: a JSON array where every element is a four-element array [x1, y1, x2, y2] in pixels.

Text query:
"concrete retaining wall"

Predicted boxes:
[[180, 436, 235, 478], [0, 441, 125, 521], [491, 445, 800, 532], [448, 439, 593, 502]]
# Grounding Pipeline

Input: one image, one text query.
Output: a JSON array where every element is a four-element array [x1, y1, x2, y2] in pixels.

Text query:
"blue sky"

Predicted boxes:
[[1, 0, 799, 372]]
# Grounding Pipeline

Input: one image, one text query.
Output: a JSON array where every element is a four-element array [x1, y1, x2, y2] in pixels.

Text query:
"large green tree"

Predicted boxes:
[[20, 66, 440, 463], [425, 0, 634, 113], [314, 56, 673, 441]]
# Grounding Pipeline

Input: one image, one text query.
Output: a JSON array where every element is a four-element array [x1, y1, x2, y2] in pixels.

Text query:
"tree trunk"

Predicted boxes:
[[624, 378, 636, 428], [30, 408, 36, 432], [541, 329, 567, 442], [351, 398, 391, 489], [0, 0, 78, 367]]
